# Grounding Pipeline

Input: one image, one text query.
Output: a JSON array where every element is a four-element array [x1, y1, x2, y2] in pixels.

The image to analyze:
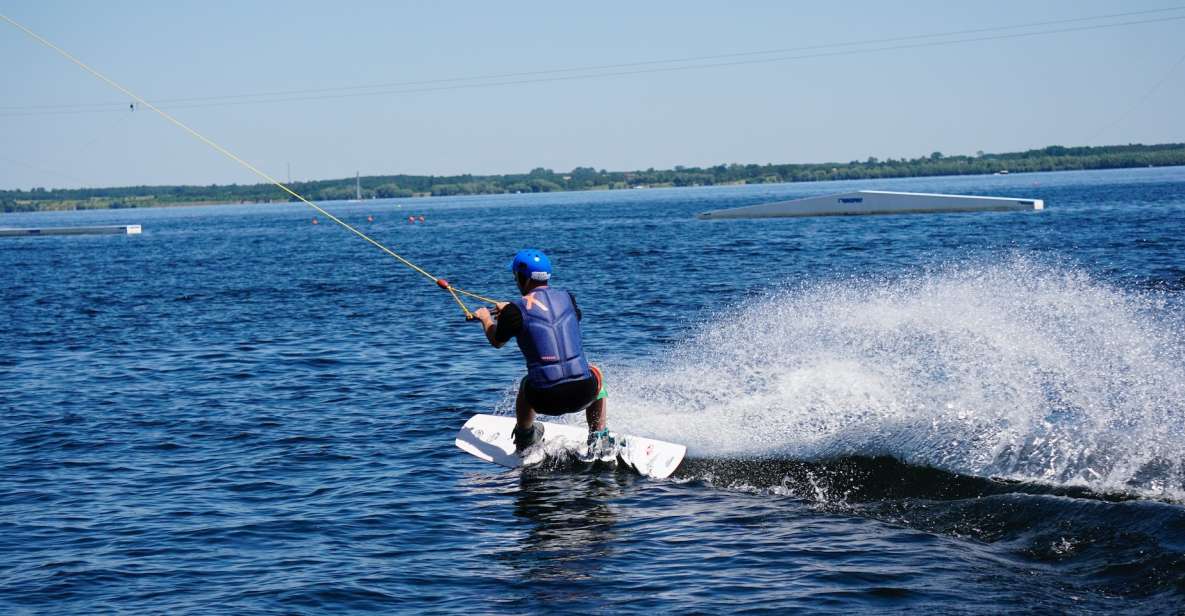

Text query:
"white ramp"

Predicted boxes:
[[697, 190, 1043, 219]]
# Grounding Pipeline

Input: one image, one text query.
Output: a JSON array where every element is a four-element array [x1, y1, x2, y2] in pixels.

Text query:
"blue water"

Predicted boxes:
[[3, 167, 1185, 614]]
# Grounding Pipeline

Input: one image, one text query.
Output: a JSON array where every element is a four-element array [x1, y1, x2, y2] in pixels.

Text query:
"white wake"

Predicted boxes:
[[610, 256, 1185, 499]]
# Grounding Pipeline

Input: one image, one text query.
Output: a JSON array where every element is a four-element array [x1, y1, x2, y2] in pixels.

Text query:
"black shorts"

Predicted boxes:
[[523, 365, 604, 416]]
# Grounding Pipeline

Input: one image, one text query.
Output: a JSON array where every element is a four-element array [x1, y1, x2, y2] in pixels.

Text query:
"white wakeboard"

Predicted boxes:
[[455, 414, 686, 480]]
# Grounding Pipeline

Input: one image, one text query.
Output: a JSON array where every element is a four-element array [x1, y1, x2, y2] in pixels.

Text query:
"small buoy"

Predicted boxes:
[[418, 215, 425, 223], [408, 216, 415, 223], [312, 217, 319, 225], [367, 215, 374, 222]]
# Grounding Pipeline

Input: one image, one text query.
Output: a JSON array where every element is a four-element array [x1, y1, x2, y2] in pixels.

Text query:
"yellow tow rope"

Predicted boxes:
[[1, 12, 497, 319]]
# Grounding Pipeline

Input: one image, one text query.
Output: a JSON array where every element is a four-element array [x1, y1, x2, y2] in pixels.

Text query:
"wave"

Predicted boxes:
[[610, 255, 1185, 501], [676, 454, 1185, 604]]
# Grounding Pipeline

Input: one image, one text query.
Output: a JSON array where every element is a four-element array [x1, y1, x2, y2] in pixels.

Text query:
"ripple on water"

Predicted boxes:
[[2, 169, 1185, 613]]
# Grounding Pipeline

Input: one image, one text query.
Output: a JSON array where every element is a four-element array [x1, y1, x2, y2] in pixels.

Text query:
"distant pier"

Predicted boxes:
[[0, 224, 142, 237]]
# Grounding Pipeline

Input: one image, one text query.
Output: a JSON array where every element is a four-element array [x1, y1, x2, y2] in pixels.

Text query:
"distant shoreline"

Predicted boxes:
[[4, 142, 1184, 213]]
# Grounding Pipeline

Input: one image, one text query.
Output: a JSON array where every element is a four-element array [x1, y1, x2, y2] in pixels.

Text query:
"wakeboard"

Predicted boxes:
[[455, 414, 686, 480]]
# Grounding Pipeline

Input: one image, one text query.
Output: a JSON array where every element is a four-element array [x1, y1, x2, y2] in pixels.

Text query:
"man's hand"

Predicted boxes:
[[474, 305, 504, 348]]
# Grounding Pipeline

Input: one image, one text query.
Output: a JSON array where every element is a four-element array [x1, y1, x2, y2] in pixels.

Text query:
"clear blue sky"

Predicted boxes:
[[2, 0, 1183, 189]]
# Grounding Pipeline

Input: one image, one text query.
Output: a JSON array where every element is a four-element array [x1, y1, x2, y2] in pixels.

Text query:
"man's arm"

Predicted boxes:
[[569, 291, 582, 321], [474, 302, 513, 348], [471, 302, 514, 345]]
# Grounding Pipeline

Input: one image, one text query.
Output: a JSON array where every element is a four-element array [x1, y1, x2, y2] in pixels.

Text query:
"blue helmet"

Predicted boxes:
[[510, 248, 552, 281]]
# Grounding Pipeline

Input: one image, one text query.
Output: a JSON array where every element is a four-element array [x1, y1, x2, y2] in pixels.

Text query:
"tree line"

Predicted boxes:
[[4, 142, 1184, 212]]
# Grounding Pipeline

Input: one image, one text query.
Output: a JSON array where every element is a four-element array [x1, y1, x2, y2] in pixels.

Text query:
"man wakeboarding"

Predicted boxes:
[[472, 248, 612, 459]]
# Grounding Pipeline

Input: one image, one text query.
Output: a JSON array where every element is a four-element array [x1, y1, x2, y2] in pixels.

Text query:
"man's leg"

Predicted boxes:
[[581, 367, 613, 462], [585, 397, 606, 432], [586, 364, 607, 432], [515, 379, 536, 430], [512, 379, 545, 452]]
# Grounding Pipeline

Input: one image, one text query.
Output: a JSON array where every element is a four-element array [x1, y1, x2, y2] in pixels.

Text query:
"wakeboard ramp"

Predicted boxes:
[[455, 414, 686, 480]]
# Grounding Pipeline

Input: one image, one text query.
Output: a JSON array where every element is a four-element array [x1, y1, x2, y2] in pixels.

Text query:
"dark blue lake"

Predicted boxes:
[[3, 167, 1185, 614]]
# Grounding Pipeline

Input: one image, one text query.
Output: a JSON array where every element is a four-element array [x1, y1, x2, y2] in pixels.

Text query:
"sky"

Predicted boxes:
[[2, 0, 1184, 190]]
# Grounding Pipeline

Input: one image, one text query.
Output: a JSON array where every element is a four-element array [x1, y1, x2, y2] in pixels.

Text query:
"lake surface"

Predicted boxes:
[[3, 167, 1185, 614]]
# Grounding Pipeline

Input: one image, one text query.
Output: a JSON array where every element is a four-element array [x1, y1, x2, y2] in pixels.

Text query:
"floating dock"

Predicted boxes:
[[0, 224, 142, 237], [697, 191, 1044, 219]]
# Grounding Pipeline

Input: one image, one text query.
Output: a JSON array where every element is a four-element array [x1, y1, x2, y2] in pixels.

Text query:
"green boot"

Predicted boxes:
[[581, 428, 617, 463]]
